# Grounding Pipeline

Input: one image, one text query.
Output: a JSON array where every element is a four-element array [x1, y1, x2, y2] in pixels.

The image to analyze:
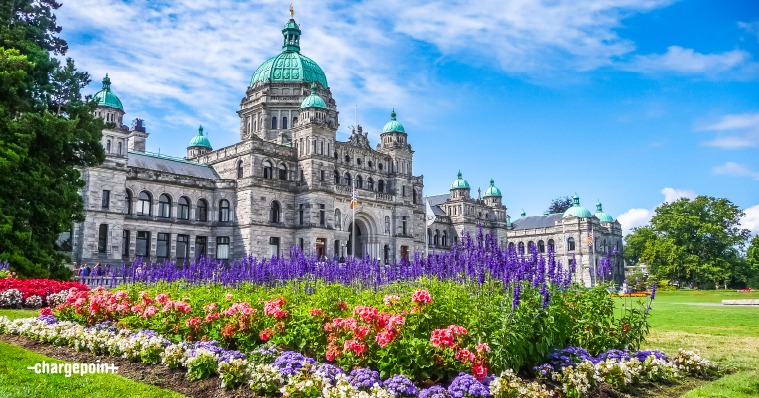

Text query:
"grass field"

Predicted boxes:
[[1, 291, 758, 397], [626, 290, 759, 398]]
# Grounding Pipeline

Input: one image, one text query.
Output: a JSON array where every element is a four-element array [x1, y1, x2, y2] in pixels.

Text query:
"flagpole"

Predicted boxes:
[[591, 226, 596, 287], [425, 196, 429, 260], [352, 104, 357, 260]]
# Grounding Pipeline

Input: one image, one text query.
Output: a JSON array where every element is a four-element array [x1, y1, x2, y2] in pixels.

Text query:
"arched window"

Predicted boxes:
[[237, 160, 244, 178], [278, 164, 288, 180], [528, 241, 535, 252], [271, 117, 277, 129], [548, 239, 555, 252], [518, 242, 525, 254], [356, 175, 363, 189], [368, 161, 373, 168], [196, 199, 208, 221], [282, 117, 288, 129], [293, 116, 297, 125], [124, 190, 133, 215], [568, 237, 576, 251], [117, 142, 122, 155], [442, 231, 448, 246], [263, 161, 273, 179], [178, 197, 190, 220], [334, 170, 340, 184], [427, 228, 432, 245], [335, 209, 342, 230], [538, 240, 545, 253], [378, 162, 383, 171], [344, 173, 352, 187], [509, 242, 515, 250], [357, 158, 362, 166], [385, 216, 390, 235], [106, 140, 111, 153], [158, 194, 171, 218], [378, 180, 385, 192], [434, 230, 440, 246], [219, 199, 230, 222], [345, 155, 350, 163], [269, 201, 280, 223], [368, 178, 374, 190]]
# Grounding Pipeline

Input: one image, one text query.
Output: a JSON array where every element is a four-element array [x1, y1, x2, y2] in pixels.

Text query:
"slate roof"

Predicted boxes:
[[128, 151, 220, 180], [425, 194, 451, 217], [511, 214, 563, 230]]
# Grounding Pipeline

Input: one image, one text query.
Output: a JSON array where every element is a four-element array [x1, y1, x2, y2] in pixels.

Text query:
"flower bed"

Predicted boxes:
[[0, 277, 88, 309], [0, 315, 721, 398], [737, 289, 755, 292]]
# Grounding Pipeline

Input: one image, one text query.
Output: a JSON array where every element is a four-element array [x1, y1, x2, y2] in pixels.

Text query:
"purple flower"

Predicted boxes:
[[383, 374, 418, 397], [350, 368, 382, 390], [273, 351, 317, 376], [315, 363, 345, 384], [420, 386, 452, 398], [448, 373, 490, 398], [37, 315, 58, 325], [651, 283, 657, 300]]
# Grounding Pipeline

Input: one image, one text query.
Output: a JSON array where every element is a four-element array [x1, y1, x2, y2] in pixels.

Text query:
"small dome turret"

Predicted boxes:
[[189, 125, 212, 149], [483, 179, 502, 197], [93, 74, 124, 111], [450, 170, 470, 189], [382, 109, 406, 133], [563, 193, 592, 218], [520, 209, 526, 218], [300, 82, 327, 109], [595, 200, 614, 223]]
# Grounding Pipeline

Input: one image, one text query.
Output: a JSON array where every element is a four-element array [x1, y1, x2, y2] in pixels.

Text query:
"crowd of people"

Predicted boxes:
[[72, 262, 111, 277]]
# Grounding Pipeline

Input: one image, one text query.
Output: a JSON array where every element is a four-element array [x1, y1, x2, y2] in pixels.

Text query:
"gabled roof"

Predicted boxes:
[[511, 214, 564, 230], [426, 194, 450, 206], [128, 151, 220, 180]]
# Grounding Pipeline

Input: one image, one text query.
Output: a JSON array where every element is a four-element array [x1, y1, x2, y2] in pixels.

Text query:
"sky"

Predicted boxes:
[[56, 0, 759, 237]]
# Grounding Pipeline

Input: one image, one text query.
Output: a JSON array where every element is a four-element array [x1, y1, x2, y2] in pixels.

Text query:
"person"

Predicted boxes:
[[80, 264, 88, 276], [94, 263, 101, 276], [332, 253, 339, 262], [85, 264, 92, 276]]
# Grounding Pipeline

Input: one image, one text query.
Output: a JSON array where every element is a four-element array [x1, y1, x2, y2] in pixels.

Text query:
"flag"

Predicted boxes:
[[350, 186, 358, 209], [425, 199, 436, 226], [588, 230, 594, 247]]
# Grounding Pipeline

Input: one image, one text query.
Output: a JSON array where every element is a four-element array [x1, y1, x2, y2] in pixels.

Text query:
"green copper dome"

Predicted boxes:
[[92, 74, 123, 111], [483, 179, 502, 197], [520, 209, 526, 217], [249, 17, 329, 88], [563, 193, 592, 218], [450, 170, 470, 189], [189, 125, 212, 149], [595, 200, 614, 223], [300, 82, 327, 109], [382, 109, 406, 133]]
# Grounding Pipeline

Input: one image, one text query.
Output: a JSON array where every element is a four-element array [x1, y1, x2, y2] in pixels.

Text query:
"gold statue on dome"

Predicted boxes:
[[290, 4, 294, 19]]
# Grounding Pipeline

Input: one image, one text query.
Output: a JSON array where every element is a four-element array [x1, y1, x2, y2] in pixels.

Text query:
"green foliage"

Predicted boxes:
[[0, 0, 105, 279], [624, 197, 752, 287]]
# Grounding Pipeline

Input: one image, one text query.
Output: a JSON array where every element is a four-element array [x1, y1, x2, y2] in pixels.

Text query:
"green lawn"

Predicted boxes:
[[626, 290, 759, 398], [0, 341, 186, 398], [0, 309, 40, 320]]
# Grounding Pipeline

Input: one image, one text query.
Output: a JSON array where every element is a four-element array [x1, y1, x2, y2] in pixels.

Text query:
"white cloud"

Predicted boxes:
[[697, 112, 759, 149], [618, 187, 696, 234], [624, 46, 751, 73], [743, 205, 759, 236], [739, 21, 759, 43], [712, 162, 759, 180]]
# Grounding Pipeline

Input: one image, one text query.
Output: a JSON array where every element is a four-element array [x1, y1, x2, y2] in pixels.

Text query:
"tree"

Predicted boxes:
[[546, 196, 573, 215], [623, 226, 656, 266], [629, 196, 751, 286], [0, 0, 105, 279], [748, 235, 759, 268]]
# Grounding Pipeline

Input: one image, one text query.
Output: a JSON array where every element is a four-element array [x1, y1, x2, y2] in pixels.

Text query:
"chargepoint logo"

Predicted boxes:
[[27, 360, 119, 377]]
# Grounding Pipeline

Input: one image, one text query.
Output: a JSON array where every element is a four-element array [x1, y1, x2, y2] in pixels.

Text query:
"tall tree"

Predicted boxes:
[[546, 196, 573, 214], [0, 0, 105, 279], [629, 196, 751, 285]]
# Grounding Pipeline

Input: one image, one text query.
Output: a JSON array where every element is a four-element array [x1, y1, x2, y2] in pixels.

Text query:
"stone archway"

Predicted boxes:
[[345, 212, 378, 259]]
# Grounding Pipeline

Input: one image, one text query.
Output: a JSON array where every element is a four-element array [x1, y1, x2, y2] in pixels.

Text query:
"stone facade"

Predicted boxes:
[[69, 14, 623, 286]]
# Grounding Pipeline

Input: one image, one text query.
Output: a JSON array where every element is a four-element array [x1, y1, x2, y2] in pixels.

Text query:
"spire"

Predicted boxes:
[[198, 125, 204, 135], [282, 9, 302, 52], [457, 170, 462, 179], [102, 74, 111, 90], [573, 192, 580, 206], [489, 179, 494, 186], [596, 200, 603, 212], [391, 109, 397, 121], [520, 209, 526, 217]]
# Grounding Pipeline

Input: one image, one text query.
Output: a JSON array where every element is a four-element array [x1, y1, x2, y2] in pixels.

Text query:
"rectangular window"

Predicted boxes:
[[268, 237, 280, 259], [122, 230, 130, 256], [136, 231, 150, 257], [320, 170, 325, 181], [195, 236, 207, 259], [299, 237, 304, 250], [157, 233, 169, 259], [299, 204, 304, 225], [320, 141, 324, 155], [319, 204, 325, 226], [279, 168, 287, 180], [102, 190, 110, 209], [176, 235, 189, 262], [402, 216, 407, 235], [300, 170, 304, 181], [98, 224, 108, 253], [217, 236, 230, 260]]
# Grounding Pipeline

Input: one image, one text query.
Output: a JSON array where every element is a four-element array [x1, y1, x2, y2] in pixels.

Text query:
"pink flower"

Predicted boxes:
[[475, 343, 491, 353], [130, 305, 142, 313], [260, 328, 274, 341], [383, 295, 401, 307], [353, 306, 379, 323], [225, 294, 232, 301], [411, 290, 432, 304], [456, 348, 475, 363], [355, 326, 371, 339], [39, 307, 52, 316], [203, 303, 217, 312], [205, 313, 220, 323], [242, 307, 256, 316], [344, 339, 367, 357], [115, 304, 127, 312], [155, 293, 169, 304], [431, 328, 454, 348], [185, 317, 201, 327], [309, 308, 323, 317], [447, 325, 467, 336], [139, 291, 148, 298], [472, 363, 487, 382], [114, 291, 128, 301], [375, 330, 396, 347], [143, 306, 158, 317]]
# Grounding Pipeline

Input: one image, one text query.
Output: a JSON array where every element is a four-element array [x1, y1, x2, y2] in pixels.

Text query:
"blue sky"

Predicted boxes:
[[57, 0, 759, 235]]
